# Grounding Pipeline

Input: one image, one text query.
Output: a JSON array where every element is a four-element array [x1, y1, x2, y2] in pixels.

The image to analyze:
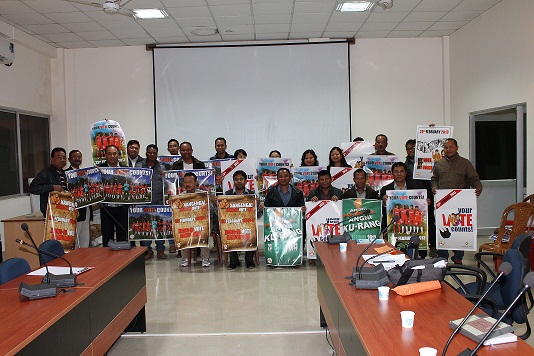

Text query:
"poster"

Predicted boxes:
[[100, 167, 152, 204], [304, 200, 342, 259], [293, 166, 325, 199], [169, 192, 210, 250], [341, 141, 375, 159], [435, 189, 477, 251], [158, 155, 181, 168], [66, 166, 104, 208], [90, 119, 128, 166], [221, 159, 257, 194], [218, 195, 258, 252], [342, 199, 382, 242], [44, 191, 78, 250], [385, 189, 429, 250], [330, 167, 355, 191], [257, 158, 293, 200], [414, 125, 454, 180], [128, 205, 173, 241], [362, 155, 399, 192], [204, 159, 233, 195], [163, 169, 215, 204], [263, 207, 302, 266]]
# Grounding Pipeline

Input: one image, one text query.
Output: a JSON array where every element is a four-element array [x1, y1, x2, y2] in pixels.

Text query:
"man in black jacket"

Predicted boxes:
[[340, 169, 379, 200], [30, 147, 68, 216], [171, 142, 206, 170], [209, 137, 234, 160], [264, 168, 305, 208], [308, 170, 343, 202]]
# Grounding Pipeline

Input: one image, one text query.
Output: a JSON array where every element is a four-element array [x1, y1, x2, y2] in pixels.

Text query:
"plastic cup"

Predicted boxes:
[[400, 311, 415, 328], [378, 286, 390, 300], [419, 347, 437, 356], [339, 242, 347, 252]]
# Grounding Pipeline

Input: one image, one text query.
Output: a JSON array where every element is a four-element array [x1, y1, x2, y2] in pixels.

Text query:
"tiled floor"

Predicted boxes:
[[108, 238, 534, 355]]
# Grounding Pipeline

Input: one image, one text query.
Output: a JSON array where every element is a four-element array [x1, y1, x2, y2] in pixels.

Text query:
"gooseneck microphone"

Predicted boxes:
[[21, 223, 50, 283], [354, 215, 400, 272], [442, 261, 513, 356], [406, 234, 421, 260]]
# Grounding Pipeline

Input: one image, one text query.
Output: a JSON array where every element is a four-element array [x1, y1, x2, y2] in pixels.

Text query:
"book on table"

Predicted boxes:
[[449, 314, 514, 343]]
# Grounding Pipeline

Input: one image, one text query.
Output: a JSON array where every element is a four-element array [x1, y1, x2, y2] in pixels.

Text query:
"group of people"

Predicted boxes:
[[29, 132, 482, 269]]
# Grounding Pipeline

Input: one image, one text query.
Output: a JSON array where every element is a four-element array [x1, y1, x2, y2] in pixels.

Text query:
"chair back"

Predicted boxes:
[[0, 258, 31, 284], [501, 249, 529, 324], [39, 240, 66, 265], [494, 202, 534, 247], [523, 194, 534, 204]]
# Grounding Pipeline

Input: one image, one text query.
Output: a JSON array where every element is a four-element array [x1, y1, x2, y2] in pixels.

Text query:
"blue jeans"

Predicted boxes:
[[141, 240, 165, 252]]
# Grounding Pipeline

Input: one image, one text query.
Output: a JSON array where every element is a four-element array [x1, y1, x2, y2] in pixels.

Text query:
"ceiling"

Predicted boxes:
[[0, 0, 502, 49]]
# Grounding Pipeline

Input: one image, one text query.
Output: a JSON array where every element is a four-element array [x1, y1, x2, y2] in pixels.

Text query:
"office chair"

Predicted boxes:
[[0, 257, 31, 284], [39, 240, 65, 265]]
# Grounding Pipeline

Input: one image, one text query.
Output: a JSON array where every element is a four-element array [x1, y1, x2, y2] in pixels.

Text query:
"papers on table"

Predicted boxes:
[[363, 254, 406, 270], [28, 266, 93, 276]]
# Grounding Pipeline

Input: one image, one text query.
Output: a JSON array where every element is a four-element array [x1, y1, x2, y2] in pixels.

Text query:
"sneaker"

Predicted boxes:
[[181, 258, 189, 267], [169, 245, 177, 253], [227, 263, 237, 270], [202, 259, 211, 268], [452, 258, 463, 265], [157, 250, 167, 260], [144, 250, 154, 260], [246, 261, 255, 269]]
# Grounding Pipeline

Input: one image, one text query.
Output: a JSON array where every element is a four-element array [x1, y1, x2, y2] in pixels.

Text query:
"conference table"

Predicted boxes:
[[0, 247, 147, 356], [315, 241, 533, 356]]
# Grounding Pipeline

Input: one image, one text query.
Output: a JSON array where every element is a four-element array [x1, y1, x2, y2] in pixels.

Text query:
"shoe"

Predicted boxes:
[[246, 261, 255, 269], [181, 258, 189, 267], [227, 263, 237, 270], [452, 258, 463, 265], [202, 259, 210, 268], [169, 245, 176, 253], [144, 251, 154, 260], [177, 251, 182, 258], [157, 250, 167, 259]]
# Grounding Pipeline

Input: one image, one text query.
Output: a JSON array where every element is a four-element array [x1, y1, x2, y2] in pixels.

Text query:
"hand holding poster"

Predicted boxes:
[[293, 166, 325, 199], [170, 192, 210, 249], [342, 199, 382, 241], [90, 119, 128, 166], [218, 195, 257, 252], [128, 205, 173, 241], [385, 189, 428, 250], [100, 167, 152, 204], [435, 189, 477, 251], [66, 166, 104, 208], [221, 159, 257, 194], [45, 191, 78, 250], [305, 200, 341, 259], [414, 125, 453, 180], [264, 207, 302, 266]]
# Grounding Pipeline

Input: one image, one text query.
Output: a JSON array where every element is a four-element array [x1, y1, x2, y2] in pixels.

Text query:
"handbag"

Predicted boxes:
[[387, 257, 447, 287]]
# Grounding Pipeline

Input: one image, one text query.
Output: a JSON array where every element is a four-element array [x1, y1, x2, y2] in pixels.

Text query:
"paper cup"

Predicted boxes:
[[400, 311, 415, 328], [419, 347, 437, 356], [378, 286, 390, 300], [339, 242, 347, 252]]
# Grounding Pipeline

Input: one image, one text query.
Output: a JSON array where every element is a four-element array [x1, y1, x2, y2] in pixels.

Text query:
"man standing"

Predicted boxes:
[[165, 138, 180, 253], [264, 168, 305, 209], [67, 150, 91, 248], [171, 142, 206, 170], [371, 134, 395, 155], [210, 137, 234, 160], [127, 139, 143, 167], [308, 170, 343, 202], [431, 138, 482, 264], [340, 169, 379, 200], [136, 144, 167, 260], [225, 170, 256, 270]]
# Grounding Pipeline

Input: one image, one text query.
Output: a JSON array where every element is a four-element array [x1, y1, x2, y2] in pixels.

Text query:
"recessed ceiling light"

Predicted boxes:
[[336, 1, 375, 12], [133, 9, 168, 19]]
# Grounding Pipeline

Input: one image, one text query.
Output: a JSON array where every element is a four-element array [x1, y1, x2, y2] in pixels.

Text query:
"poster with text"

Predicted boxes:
[[435, 189, 477, 251], [385, 189, 428, 250], [342, 199, 382, 242], [204, 159, 232, 195], [163, 169, 215, 204], [264, 207, 302, 266], [414, 125, 454, 180], [66, 166, 104, 208], [128, 205, 173, 241], [218, 195, 257, 252], [221, 159, 257, 194], [293, 166, 325, 199], [100, 167, 152, 204], [330, 167, 355, 191], [257, 158, 293, 201], [362, 155, 399, 192], [341, 141, 375, 160], [90, 119, 128, 166], [304, 200, 342, 259], [169, 192, 210, 249], [158, 155, 181, 168], [44, 191, 77, 250]]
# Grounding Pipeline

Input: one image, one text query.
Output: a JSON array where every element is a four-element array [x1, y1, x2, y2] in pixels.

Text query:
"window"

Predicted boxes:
[[0, 108, 49, 197]]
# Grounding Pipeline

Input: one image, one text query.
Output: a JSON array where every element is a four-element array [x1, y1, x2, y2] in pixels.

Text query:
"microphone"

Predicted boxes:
[[442, 261, 512, 355], [18, 223, 57, 300], [406, 235, 421, 260], [15, 239, 77, 287], [466, 271, 534, 356]]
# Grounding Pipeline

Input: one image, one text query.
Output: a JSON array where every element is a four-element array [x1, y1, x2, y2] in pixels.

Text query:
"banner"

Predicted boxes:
[[100, 167, 152, 204], [341, 141, 375, 159], [163, 169, 215, 204], [221, 159, 257, 194], [342, 199, 382, 242], [385, 189, 429, 250], [414, 125, 454, 180], [293, 166, 325, 199], [257, 158, 293, 200], [66, 166, 104, 209], [330, 167, 355, 191], [362, 155, 399, 192], [128, 205, 173, 241], [44, 191, 77, 250], [158, 155, 181, 167], [264, 207, 302, 266], [304, 201, 342, 259], [170, 192, 210, 249], [218, 195, 258, 252], [435, 189, 477, 251], [90, 119, 128, 166]]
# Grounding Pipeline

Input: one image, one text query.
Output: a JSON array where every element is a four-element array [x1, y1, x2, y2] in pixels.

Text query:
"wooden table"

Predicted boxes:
[[2, 212, 45, 269], [315, 241, 533, 356], [0, 247, 147, 356]]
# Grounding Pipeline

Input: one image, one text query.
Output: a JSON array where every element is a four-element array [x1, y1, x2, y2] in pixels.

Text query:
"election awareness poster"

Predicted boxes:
[[90, 119, 128, 166], [204, 159, 230, 195], [414, 125, 454, 180], [361, 155, 398, 192], [158, 155, 181, 168], [435, 189, 477, 251], [221, 159, 257, 194], [257, 158, 293, 200], [305, 200, 341, 259], [128, 205, 173, 241], [293, 166, 325, 199], [100, 167, 152, 204], [330, 167, 355, 191], [264, 207, 302, 266], [341, 141, 375, 160], [45, 191, 78, 250], [163, 169, 215, 204], [342, 199, 382, 242], [66, 166, 104, 209], [218, 195, 258, 252], [169, 192, 210, 249], [385, 189, 429, 249]]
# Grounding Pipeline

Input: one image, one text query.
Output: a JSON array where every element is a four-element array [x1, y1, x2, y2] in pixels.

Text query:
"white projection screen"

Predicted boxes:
[[153, 42, 350, 163]]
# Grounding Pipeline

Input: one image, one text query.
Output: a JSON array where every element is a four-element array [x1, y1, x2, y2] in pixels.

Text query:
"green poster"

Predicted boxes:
[[342, 199, 382, 241], [264, 207, 303, 266]]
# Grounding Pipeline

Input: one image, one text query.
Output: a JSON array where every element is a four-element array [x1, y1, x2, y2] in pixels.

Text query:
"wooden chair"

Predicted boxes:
[[479, 202, 534, 271]]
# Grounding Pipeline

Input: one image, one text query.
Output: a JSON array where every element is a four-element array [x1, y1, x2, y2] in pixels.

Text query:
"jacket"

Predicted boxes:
[[340, 186, 379, 200], [264, 184, 304, 208], [29, 165, 66, 216], [171, 157, 206, 170]]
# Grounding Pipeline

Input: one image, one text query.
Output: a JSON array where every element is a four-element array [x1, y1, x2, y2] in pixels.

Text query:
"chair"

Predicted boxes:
[[39, 240, 65, 265], [479, 202, 534, 271], [444, 264, 487, 295], [0, 258, 31, 284]]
